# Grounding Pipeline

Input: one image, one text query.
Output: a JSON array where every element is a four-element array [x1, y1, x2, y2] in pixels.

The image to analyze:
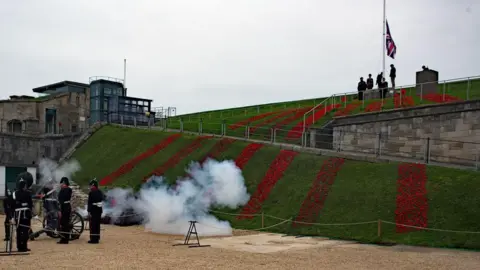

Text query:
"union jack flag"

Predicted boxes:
[[386, 20, 396, 59]]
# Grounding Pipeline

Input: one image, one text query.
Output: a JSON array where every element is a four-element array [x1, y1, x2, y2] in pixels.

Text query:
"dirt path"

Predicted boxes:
[[0, 215, 479, 270]]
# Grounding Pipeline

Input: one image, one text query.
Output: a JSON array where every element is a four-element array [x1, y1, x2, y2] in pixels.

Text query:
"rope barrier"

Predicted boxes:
[[380, 220, 480, 234]]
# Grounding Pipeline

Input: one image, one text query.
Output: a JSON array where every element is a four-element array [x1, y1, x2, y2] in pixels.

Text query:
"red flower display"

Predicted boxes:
[[293, 157, 345, 227], [395, 163, 428, 233], [287, 103, 341, 139], [421, 93, 461, 103], [238, 149, 298, 219], [182, 138, 236, 179], [249, 108, 298, 134], [334, 102, 361, 117], [99, 133, 181, 186], [234, 143, 264, 170], [142, 136, 212, 182], [271, 107, 313, 129], [394, 93, 415, 108], [229, 111, 280, 130], [364, 101, 383, 112], [341, 96, 347, 102]]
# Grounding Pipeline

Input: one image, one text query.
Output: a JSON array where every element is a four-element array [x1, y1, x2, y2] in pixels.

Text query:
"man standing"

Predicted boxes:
[[3, 188, 14, 242], [376, 72, 383, 88], [366, 74, 374, 90], [357, 77, 367, 101], [390, 64, 396, 90], [87, 179, 104, 244], [13, 180, 33, 252], [57, 177, 72, 244]]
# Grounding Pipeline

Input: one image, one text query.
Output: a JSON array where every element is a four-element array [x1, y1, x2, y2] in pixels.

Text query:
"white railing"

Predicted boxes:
[[89, 76, 125, 84]]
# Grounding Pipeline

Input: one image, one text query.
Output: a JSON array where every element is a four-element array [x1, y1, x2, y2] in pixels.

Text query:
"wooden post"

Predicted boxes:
[[261, 212, 264, 228], [377, 219, 382, 238]]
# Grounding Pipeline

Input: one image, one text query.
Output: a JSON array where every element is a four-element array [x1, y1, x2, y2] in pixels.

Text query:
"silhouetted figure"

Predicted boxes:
[[380, 78, 389, 99], [376, 73, 383, 88], [87, 179, 104, 244], [366, 74, 374, 90], [390, 64, 396, 89], [357, 77, 367, 101], [57, 177, 72, 244]]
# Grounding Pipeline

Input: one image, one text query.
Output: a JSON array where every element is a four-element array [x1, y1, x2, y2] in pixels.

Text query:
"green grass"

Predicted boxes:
[[71, 125, 480, 249], [164, 78, 480, 134]]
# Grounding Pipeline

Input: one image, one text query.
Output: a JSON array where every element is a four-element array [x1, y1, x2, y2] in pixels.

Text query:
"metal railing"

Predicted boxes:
[[89, 76, 125, 84], [114, 117, 480, 170], [305, 75, 480, 125]]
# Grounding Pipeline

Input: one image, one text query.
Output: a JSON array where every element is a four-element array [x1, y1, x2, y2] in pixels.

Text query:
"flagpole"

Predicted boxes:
[[382, 0, 386, 79]]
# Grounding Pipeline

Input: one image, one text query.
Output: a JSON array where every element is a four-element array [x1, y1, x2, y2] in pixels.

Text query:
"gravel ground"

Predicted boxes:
[[1, 215, 479, 270]]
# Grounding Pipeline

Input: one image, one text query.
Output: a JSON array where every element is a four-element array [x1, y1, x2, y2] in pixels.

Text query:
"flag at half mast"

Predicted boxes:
[[386, 20, 397, 59]]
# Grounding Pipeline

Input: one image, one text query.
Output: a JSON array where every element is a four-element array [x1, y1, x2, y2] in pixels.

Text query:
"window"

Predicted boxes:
[[7, 119, 22, 133], [43, 146, 51, 158], [90, 97, 100, 110], [56, 147, 62, 159], [91, 86, 99, 97], [71, 124, 77, 133], [104, 88, 111, 96], [76, 96, 80, 107]]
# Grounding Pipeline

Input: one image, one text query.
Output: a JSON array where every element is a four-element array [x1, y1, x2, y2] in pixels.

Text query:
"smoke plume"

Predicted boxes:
[[37, 158, 81, 186], [101, 159, 250, 236]]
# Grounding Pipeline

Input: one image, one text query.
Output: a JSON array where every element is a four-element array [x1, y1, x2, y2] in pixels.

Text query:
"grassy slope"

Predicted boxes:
[[71, 125, 480, 249], [166, 79, 480, 132]]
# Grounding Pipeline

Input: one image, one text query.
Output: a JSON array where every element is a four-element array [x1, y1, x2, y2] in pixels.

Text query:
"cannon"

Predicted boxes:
[[28, 177, 85, 241]]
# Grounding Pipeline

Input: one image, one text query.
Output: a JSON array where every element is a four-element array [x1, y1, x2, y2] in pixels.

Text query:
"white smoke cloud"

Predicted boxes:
[[100, 159, 250, 236], [38, 158, 81, 186]]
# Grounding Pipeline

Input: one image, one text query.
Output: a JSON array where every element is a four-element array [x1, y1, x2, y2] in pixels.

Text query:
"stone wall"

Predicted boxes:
[[330, 100, 480, 167], [0, 91, 90, 134], [0, 132, 81, 164]]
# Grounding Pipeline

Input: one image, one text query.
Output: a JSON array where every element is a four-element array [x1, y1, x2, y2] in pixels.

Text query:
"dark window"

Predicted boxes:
[[71, 124, 77, 133], [104, 88, 111, 95], [44, 146, 51, 158], [7, 120, 22, 133], [76, 96, 80, 107]]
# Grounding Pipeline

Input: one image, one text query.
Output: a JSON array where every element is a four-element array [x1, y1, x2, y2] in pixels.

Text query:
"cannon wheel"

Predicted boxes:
[[41, 211, 84, 240], [69, 211, 84, 240]]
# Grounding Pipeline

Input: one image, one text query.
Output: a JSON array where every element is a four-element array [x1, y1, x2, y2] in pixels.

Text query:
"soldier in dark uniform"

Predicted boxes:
[[13, 180, 33, 252], [3, 188, 14, 241], [57, 177, 72, 244], [87, 179, 104, 244], [30, 184, 59, 239]]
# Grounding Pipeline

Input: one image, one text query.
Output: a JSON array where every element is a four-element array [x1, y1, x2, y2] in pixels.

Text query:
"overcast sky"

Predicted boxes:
[[0, 0, 478, 114]]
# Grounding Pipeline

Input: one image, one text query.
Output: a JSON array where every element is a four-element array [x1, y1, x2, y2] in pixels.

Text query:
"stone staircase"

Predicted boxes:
[[58, 122, 107, 209]]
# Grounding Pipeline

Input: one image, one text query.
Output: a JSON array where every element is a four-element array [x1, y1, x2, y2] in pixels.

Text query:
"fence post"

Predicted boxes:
[[467, 77, 471, 100], [377, 220, 382, 238], [180, 119, 184, 132], [273, 128, 277, 144], [261, 212, 264, 228], [475, 151, 478, 171], [420, 84, 423, 101], [425, 137, 431, 164], [270, 128, 274, 143], [377, 133, 382, 156], [442, 83, 446, 102], [222, 120, 226, 136], [344, 93, 347, 108], [257, 106, 260, 114], [199, 119, 203, 135], [246, 124, 250, 139]]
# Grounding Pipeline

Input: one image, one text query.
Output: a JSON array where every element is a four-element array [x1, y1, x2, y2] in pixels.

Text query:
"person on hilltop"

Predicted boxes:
[[376, 72, 383, 88], [390, 64, 396, 89], [357, 77, 367, 101], [366, 74, 374, 90]]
